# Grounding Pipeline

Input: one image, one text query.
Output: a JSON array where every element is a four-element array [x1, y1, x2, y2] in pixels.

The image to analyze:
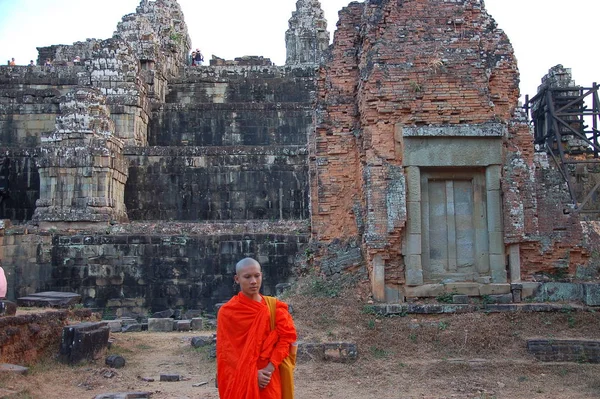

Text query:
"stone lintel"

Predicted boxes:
[[403, 137, 503, 167], [402, 123, 507, 138], [404, 283, 511, 297]]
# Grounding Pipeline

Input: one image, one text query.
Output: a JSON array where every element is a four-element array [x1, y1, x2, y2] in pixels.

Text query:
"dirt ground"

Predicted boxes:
[[1, 284, 600, 399]]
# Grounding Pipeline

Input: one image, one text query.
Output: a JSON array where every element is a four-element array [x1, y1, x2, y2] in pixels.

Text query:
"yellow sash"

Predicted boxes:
[[264, 296, 296, 399]]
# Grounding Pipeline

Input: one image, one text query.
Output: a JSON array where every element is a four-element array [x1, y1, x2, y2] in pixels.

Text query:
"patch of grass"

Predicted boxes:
[[409, 333, 417, 343], [367, 319, 376, 330], [4, 390, 34, 399], [369, 346, 389, 358], [438, 321, 449, 331], [559, 368, 568, 377], [108, 344, 134, 356], [480, 294, 493, 305], [518, 376, 528, 382], [362, 305, 378, 315], [545, 268, 568, 281], [300, 271, 357, 299], [410, 81, 423, 93], [436, 291, 455, 304], [136, 344, 152, 350]]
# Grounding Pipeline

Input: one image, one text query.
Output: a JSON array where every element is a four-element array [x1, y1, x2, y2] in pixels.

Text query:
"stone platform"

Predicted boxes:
[[17, 291, 81, 307]]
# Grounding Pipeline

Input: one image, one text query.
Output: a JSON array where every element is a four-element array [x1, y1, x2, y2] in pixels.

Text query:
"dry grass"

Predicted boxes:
[[1, 278, 599, 398]]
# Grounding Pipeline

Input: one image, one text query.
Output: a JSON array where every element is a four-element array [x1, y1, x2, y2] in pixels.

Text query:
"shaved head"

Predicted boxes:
[[235, 257, 261, 274]]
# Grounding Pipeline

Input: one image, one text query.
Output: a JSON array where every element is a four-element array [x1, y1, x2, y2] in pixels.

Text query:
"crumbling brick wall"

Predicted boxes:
[[312, 0, 520, 288], [0, 309, 93, 365], [311, 0, 594, 294]]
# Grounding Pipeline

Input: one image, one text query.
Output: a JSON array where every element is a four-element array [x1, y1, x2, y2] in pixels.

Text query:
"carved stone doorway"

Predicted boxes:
[[421, 169, 490, 283]]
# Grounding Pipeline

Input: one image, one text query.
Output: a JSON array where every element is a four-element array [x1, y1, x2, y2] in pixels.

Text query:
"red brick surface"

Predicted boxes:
[[311, 0, 591, 286]]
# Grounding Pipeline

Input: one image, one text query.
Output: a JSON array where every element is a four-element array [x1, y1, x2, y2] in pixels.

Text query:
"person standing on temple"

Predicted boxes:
[[194, 49, 204, 66]]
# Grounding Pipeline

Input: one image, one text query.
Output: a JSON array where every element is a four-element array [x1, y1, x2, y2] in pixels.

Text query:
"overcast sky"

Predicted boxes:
[[0, 0, 598, 101]]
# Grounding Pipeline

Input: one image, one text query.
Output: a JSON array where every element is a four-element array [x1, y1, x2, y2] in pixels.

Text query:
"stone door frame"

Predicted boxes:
[[401, 124, 508, 288]]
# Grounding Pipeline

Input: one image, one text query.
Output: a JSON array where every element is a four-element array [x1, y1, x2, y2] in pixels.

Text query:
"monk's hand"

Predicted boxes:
[[258, 363, 275, 389]]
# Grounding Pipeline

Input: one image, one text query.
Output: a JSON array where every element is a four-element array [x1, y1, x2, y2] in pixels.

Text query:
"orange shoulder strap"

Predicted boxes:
[[264, 295, 277, 331]]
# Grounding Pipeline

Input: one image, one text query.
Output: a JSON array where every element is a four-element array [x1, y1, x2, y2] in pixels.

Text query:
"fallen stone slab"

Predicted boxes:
[[59, 322, 110, 365], [148, 318, 173, 332], [17, 291, 81, 307], [122, 323, 142, 333], [177, 320, 191, 331], [105, 320, 123, 333], [375, 303, 475, 315], [191, 336, 213, 348], [106, 355, 126, 369], [535, 283, 584, 303], [374, 302, 588, 315], [94, 392, 151, 399], [120, 318, 138, 326], [527, 339, 600, 363], [190, 317, 203, 331], [160, 374, 180, 382], [0, 363, 28, 375]]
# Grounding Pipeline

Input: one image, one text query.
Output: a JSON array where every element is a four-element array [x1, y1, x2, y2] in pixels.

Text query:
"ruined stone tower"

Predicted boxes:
[[0, 0, 598, 314], [309, 0, 599, 303], [285, 0, 330, 65]]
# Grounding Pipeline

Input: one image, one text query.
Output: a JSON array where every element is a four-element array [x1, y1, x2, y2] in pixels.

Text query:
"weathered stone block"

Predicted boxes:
[[536, 283, 584, 303], [94, 392, 151, 399], [527, 339, 600, 363], [404, 284, 444, 298], [191, 336, 213, 348], [160, 374, 180, 382], [105, 354, 126, 369], [0, 363, 28, 375], [105, 320, 122, 333], [479, 284, 511, 296], [452, 295, 469, 304], [121, 323, 141, 333], [177, 320, 191, 331], [488, 294, 513, 304], [521, 282, 541, 299], [147, 318, 173, 332], [583, 284, 600, 306], [190, 318, 203, 331], [17, 291, 81, 307], [444, 283, 479, 296], [59, 322, 110, 365]]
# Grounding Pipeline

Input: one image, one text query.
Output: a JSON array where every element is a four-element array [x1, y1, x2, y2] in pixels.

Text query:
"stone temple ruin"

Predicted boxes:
[[0, 0, 599, 319]]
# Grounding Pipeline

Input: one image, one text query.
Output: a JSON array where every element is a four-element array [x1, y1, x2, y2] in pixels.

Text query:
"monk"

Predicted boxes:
[[217, 257, 297, 399]]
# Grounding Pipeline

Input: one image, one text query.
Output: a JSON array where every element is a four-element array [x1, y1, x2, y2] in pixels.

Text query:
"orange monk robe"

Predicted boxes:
[[217, 292, 297, 399]]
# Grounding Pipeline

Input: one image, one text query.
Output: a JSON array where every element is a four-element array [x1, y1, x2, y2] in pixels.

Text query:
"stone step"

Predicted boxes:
[[124, 145, 307, 157], [527, 339, 600, 363], [17, 291, 81, 307], [373, 302, 590, 316], [159, 102, 311, 111]]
